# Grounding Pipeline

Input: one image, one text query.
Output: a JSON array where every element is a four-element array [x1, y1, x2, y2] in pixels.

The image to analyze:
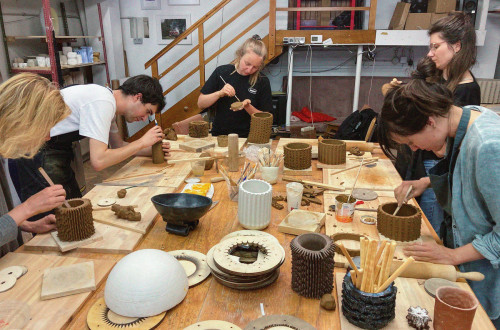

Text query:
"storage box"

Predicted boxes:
[[389, 2, 411, 30], [405, 13, 432, 30], [428, 0, 456, 13], [431, 13, 448, 24]]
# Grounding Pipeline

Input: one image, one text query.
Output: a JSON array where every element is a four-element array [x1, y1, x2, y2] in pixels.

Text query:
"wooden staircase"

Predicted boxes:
[[128, 0, 377, 142]]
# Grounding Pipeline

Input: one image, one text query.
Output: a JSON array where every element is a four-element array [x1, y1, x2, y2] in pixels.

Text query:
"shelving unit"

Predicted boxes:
[[0, 0, 110, 86]]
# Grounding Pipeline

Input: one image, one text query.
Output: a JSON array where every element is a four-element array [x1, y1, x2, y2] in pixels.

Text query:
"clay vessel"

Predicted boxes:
[[152, 141, 165, 164], [318, 139, 346, 165], [55, 198, 94, 242], [247, 112, 273, 144], [377, 202, 421, 242], [434, 286, 478, 330], [217, 135, 228, 147], [284, 142, 312, 170], [188, 121, 209, 138]]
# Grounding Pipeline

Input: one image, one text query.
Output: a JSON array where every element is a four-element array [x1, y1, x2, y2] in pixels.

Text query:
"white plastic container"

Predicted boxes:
[[238, 179, 272, 230], [286, 182, 304, 212], [260, 166, 279, 185]]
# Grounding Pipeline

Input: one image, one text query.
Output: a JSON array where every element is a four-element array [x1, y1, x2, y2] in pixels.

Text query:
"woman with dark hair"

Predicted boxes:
[[379, 64, 499, 326], [393, 12, 480, 235]]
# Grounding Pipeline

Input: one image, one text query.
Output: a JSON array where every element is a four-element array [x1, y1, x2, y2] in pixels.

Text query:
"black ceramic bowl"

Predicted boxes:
[[151, 193, 212, 224]]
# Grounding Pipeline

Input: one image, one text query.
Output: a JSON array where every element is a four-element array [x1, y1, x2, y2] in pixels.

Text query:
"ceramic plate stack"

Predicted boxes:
[[206, 231, 285, 290]]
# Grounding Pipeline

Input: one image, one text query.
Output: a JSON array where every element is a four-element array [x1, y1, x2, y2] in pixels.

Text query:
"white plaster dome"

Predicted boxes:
[[104, 249, 188, 317]]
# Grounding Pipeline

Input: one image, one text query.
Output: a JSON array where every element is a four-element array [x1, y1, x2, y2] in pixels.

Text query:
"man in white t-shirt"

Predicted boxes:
[[9, 75, 168, 211]]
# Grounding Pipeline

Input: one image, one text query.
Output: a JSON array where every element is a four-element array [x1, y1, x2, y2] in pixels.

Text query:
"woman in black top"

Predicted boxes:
[[197, 35, 273, 137], [394, 12, 480, 236]]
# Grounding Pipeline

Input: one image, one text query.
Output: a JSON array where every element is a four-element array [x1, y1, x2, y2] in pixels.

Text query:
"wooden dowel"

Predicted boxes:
[[38, 167, 70, 208], [378, 244, 392, 288], [356, 269, 363, 290], [282, 176, 343, 191], [347, 158, 365, 201], [361, 239, 377, 292], [167, 156, 213, 165], [376, 257, 415, 293], [374, 241, 387, 266], [350, 270, 356, 287], [382, 241, 397, 282], [338, 242, 360, 277], [329, 159, 378, 176], [360, 238, 367, 269], [372, 264, 382, 293]]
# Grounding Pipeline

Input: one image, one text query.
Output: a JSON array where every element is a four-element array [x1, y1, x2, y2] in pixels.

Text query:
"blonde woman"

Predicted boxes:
[[0, 73, 69, 252], [197, 35, 273, 137]]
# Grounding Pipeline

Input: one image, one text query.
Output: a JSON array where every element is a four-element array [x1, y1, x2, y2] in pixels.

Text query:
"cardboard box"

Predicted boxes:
[[431, 13, 448, 24], [389, 2, 411, 30], [428, 0, 456, 13], [405, 13, 432, 30]]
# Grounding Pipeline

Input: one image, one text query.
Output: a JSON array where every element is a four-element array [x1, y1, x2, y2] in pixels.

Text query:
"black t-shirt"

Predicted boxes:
[[200, 64, 273, 137]]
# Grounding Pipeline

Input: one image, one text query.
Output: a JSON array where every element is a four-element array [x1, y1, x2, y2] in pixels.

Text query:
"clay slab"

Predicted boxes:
[[41, 261, 96, 300]]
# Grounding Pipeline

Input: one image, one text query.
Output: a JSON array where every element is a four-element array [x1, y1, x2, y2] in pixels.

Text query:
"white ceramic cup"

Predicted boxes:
[[286, 182, 304, 212], [27, 59, 35, 67], [260, 166, 279, 185], [238, 179, 272, 230], [67, 58, 77, 66], [67, 51, 77, 59], [12, 63, 19, 68], [36, 56, 45, 67], [19, 63, 27, 68]]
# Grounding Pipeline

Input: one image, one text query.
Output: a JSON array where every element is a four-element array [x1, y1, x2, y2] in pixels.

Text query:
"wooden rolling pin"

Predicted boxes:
[[390, 259, 485, 282], [282, 176, 344, 191], [341, 140, 374, 152]]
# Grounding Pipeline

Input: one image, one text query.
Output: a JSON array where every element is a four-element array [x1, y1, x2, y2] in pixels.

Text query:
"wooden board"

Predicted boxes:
[[0, 252, 114, 329], [335, 270, 495, 330], [283, 166, 313, 176], [23, 222, 142, 254], [41, 261, 96, 300], [168, 135, 247, 152], [278, 209, 326, 235], [104, 155, 193, 189], [179, 139, 215, 152], [51, 230, 103, 252], [87, 185, 173, 234], [324, 159, 403, 191], [275, 138, 318, 158], [316, 152, 374, 169]]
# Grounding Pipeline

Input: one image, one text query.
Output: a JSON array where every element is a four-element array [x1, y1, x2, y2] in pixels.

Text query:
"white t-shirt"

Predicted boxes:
[[51, 85, 117, 145]]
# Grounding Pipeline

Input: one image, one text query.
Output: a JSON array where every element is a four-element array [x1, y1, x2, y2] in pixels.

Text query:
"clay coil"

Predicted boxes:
[[284, 142, 312, 170], [318, 139, 346, 165], [55, 198, 95, 242], [341, 272, 397, 329], [247, 112, 273, 144], [188, 121, 209, 138], [290, 233, 335, 299], [377, 203, 421, 242]]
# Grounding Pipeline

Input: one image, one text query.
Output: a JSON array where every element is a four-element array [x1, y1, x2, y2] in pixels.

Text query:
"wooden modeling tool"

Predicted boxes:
[[329, 159, 378, 176], [38, 167, 70, 208], [282, 176, 343, 191], [219, 76, 241, 102], [393, 185, 413, 215], [347, 158, 364, 201]]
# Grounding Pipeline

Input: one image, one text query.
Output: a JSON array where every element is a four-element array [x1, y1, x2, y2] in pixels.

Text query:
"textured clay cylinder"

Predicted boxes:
[[188, 121, 209, 138], [284, 142, 312, 170], [55, 198, 95, 241], [434, 286, 479, 330], [217, 135, 228, 147], [291, 233, 335, 299], [247, 112, 273, 144], [341, 272, 397, 329], [377, 203, 421, 242], [237, 179, 273, 230], [318, 139, 346, 165], [152, 141, 165, 164]]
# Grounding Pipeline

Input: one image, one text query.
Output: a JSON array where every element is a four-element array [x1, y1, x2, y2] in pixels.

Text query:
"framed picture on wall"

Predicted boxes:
[[141, 0, 161, 10], [168, 0, 199, 5], [156, 15, 191, 45]]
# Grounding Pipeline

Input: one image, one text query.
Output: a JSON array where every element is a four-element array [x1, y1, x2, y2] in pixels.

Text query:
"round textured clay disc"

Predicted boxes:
[[0, 266, 27, 279], [87, 297, 166, 330], [424, 278, 459, 298], [352, 188, 378, 201], [97, 198, 116, 207], [184, 320, 242, 330], [360, 215, 377, 225], [185, 177, 201, 184], [243, 315, 316, 330], [168, 250, 211, 287], [0, 274, 16, 293]]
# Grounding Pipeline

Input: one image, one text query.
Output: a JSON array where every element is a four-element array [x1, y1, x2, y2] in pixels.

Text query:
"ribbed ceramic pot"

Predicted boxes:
[[318, 139, 346, 165], [341, 272, 397, 329], [237, 179, 272, 230], [284, 142, 312, 170], [188, 121, 209, 138], [247, 112, 273, 144], [377, 203, 421, 242]]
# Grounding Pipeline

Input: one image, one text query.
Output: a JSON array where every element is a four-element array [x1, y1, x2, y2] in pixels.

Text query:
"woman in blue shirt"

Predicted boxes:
[[378, 63, 500, 326]]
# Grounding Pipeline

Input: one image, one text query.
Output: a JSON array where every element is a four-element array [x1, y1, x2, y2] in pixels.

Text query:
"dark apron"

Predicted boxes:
[[428, 107, 471, 248]]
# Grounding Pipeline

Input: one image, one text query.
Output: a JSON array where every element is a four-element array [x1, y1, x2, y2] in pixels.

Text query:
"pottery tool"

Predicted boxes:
[[347, 158, 364, 202], [390, 259, 485, 282], [38, 167, 70, 208], [282, 176, 343, 191], [393, 185, 413, 215], [219, 76, 241, 102], [210, 177, 225, 183], [329, 159, 378, 176]]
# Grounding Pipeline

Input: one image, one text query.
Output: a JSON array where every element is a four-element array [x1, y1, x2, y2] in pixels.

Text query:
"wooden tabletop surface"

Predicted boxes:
[[16, 139, 494, 329]]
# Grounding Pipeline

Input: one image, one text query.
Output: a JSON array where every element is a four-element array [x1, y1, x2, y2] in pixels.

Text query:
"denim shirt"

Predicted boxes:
[[451, 106, 500, 320]]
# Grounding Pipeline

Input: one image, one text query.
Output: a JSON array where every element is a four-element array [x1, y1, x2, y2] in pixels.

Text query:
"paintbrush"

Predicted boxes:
[[219, 75, 241, 102]]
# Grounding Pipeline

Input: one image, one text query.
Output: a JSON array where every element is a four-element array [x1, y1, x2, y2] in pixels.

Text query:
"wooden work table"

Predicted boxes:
[[15, 139, 495, 329]]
